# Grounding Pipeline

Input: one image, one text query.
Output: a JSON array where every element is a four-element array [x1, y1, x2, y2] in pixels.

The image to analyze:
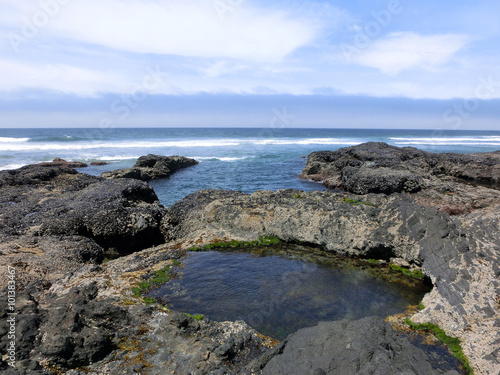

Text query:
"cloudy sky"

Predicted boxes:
[[1, 0, 499, 129]]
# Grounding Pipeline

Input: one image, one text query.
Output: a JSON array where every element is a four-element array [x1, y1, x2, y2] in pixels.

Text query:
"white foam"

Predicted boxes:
[[390, 136, 500, 143], [394, 142, 500, 146], [0, 163, 27, 170], [95, 155, 142, 161], [0, 139, 241, 152], [191, 156, 247, 162], [251, 138, 361, 146], [0, 137, 366, 152], [0, 137, 30, 143]]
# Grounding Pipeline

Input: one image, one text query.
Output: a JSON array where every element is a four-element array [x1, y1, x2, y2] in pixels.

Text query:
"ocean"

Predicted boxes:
[[1, 127, 500, 206]]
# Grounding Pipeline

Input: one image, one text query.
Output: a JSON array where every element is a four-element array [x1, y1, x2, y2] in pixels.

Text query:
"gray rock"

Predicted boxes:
[[34, 283, 127, 368], [342, 166, 422, 194], [260, 317, 441, 375]]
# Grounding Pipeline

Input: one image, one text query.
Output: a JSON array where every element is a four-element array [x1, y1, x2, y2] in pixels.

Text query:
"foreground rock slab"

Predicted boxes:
[[101, 154, 198, 181]]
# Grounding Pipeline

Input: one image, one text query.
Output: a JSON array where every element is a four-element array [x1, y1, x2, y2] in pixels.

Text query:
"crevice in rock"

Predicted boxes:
[[364, 244, 396, 261]]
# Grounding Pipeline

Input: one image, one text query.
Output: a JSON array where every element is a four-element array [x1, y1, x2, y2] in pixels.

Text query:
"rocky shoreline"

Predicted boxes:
[[0, 144, 499, 374]]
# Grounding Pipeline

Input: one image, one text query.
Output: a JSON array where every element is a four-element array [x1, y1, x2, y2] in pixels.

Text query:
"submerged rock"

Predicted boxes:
[[101, 154, 198, 181]]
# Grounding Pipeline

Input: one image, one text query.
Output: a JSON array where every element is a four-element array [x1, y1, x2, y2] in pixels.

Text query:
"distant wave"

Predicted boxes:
[[95, 155, 142, 161], [28, 135, 85, 143], [252, 138, 361, 146], [394, 142, 500, 146], [192, 156, 247, 162], [0, 138, 362, 152], [0, 137, 30, 143], [390, 136, 500, 145]]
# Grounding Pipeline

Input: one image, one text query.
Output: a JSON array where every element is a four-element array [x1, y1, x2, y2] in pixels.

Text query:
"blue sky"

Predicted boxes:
[[0, 0, 499, 129]]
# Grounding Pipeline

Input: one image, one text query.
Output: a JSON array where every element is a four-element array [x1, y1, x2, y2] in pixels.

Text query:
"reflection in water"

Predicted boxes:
[[150, 246, 431, 340]]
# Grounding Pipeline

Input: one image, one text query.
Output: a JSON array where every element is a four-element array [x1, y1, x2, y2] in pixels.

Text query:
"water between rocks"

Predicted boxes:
[[149, 245, 431, 340]]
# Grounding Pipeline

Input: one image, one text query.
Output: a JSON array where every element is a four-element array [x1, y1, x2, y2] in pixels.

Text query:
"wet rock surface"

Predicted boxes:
[[101, 154, 198, 181]]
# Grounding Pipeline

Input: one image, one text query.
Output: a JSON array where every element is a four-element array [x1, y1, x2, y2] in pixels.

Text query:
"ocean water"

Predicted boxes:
[[1, 127, 500, 206]]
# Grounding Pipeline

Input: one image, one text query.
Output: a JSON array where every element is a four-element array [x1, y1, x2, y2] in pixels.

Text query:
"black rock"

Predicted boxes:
[[35, 283, 128, 368], [301, 142, 500, 193], [0, 165, 167, 257], [101, 154, 198, 181]]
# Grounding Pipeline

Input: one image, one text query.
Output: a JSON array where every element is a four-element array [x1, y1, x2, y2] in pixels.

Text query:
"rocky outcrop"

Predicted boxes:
[[301, 142, 500, 213], [101, 154, 198, 181], [0, 165, 168, 289], [165, 189, 462, 263]]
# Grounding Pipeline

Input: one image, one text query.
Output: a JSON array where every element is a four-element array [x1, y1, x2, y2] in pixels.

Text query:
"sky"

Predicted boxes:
[[0, 0, 499, 129]]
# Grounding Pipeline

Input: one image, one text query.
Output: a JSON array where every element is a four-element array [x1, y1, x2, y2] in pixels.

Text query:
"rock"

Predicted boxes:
[[1, 146, 499, 374], [0, 165, 168, 289], [36, 157, 88, 168], [0, 290, 40, 362], [165, 188, 460, 263], [301, 142, 500, 212], [33, 283, 128, 368], [101, 154, 198, 181], [90, 161, 108, 166], [341, 166, 423, 194], [260, 317, 443, 375]]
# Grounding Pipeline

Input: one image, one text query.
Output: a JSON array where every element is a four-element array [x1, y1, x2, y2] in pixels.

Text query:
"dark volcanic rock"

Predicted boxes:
[[34, 283, 127, 368], [301, 142, 500, 206], [0, 165, 164, 252], [101, 154, 198, 181], [0, 283, 129, 372], [0, 164, 168, 288], [258, 317, 446, 375], [36, 157, 88, 168], [341, 166, 423, 194]]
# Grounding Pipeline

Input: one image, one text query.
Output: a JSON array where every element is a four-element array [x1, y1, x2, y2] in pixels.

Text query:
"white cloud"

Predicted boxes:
[[199, 61, 247, 78], [1, 0, 321, 62], [0, 60, 123, 96], [352, 32, 469, 75]]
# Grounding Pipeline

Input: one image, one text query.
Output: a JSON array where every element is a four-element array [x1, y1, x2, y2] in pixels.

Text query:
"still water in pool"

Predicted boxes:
[[150, 247, 430, 340]]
